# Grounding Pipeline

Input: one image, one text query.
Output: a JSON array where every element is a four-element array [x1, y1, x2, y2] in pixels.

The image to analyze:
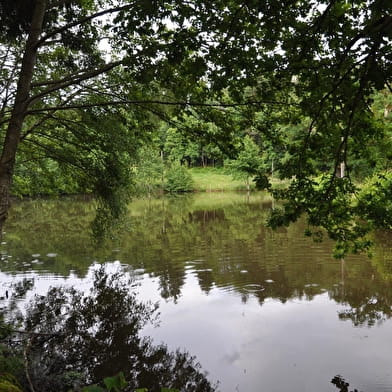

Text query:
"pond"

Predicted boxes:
[[1, 192, 392, 392]]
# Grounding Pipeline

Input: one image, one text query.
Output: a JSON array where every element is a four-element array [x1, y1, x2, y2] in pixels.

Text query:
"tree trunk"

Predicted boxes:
[[340, 161, 345, 178], [0, 0, 46, 226]]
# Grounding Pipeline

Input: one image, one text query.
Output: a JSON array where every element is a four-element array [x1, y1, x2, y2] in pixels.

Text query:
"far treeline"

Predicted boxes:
[[0, 0, 391, 254]]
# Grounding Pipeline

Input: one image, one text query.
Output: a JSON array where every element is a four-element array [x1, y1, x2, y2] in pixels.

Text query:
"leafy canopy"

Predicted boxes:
[[0, 0, 391, 251]]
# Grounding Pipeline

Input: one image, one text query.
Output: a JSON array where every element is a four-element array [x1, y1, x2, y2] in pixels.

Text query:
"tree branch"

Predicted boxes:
[[24, 336, 36, 392], [28, 61, 122, 105], [21, 89, 83, 140], [37, 4, 134, 47], [27, 99, 299, 115], [24, 138, 93, 173]]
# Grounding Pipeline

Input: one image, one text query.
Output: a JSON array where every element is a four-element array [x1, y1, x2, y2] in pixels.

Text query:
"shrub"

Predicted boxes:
[[164, 164, 194, 193]]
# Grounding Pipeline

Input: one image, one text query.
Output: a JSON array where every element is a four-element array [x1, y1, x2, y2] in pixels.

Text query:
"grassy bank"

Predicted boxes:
[[133, 166, 287, 195], [188, 167, 251, 192]]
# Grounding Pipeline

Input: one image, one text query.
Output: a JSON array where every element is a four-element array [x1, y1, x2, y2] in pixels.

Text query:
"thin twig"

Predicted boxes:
[[11, 329, 66, 336], [24, 336, 36, 392], [26, 99, 298, 115]]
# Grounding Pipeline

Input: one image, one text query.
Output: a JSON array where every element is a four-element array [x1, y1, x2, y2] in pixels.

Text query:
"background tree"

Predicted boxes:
[[132, 144, 165, 197], [225, 135, 264, 191], [162, 113, 231, 167]]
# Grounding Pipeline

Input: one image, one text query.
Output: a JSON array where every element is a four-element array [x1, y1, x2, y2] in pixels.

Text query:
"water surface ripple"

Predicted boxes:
[[1, 193, 392, 392]]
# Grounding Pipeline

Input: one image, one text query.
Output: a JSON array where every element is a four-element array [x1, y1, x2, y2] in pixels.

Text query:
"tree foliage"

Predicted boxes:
[[0, 0, 391, 251], [164, 163, 194, 193], [225, 135, 264, 189]]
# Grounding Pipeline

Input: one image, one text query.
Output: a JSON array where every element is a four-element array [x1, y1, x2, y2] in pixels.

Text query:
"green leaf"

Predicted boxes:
[[161, 389, 180, 392], [103, 372, 128, 391], [82, 385, 105, 392]]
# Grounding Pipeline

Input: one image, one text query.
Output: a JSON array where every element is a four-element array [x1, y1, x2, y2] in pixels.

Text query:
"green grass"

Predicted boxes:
[[129, 190, 273, 215], [188, 167, 252, 191]]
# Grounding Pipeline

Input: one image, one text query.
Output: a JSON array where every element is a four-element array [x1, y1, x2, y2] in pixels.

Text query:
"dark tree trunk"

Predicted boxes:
[[0, 0, 46, 226]]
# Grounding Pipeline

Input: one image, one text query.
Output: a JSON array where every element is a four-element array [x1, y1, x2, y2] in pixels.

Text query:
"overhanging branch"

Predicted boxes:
[[37, 4, 134, 47], [27, 99, 299, 114], [28, 61, 122, 105]]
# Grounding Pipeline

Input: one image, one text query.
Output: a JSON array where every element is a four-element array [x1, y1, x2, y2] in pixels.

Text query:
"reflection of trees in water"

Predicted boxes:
[[19, 268, 216, 392], [189, 209, 225, 225], [6, 194, 392, 327], [4, 197, 99, 276], [326, 259, 392, 327], [159, 267, 185, 302], [370, 231, 392, 281], [330, 283, 392, 327], [331, 375, 361, 392]]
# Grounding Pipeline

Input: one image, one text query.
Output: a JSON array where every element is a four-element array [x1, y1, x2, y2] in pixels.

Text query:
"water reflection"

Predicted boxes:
[[3, 193, 392, 327], [331, 375, 362, 392], [2, 193, 392, 391], [7, 267, 216, 392]]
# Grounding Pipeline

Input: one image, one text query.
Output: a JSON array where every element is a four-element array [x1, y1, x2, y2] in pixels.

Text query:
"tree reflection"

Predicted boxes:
[[328, 259, 392, 326], [331, 375, 361, 392], [21, 268, 216, 392], [5, 193, 392, 328]]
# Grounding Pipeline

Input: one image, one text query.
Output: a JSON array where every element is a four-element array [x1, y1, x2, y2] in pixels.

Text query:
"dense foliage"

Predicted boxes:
[[164, 164, 194, 193], [0, 0, 391, 252]]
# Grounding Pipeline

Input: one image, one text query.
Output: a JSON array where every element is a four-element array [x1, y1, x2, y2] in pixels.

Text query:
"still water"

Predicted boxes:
[[1, 192, 392, 391]]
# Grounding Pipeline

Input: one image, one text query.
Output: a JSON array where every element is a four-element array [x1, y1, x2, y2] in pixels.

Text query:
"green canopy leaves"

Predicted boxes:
[[0, 0, 391, 252]]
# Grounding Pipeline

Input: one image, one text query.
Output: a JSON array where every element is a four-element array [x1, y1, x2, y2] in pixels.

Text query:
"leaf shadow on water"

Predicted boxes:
[[3, 267, 218, 392]]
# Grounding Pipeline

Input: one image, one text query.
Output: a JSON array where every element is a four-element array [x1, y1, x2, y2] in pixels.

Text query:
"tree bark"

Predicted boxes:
[[0, 0, 47, 226]]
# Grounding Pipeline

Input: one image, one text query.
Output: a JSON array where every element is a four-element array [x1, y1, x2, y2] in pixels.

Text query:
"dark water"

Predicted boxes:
[[1, 192, 392, 392]]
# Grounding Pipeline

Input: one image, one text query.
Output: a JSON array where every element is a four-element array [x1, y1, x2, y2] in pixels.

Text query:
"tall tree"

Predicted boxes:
[[0, 0, 210, 225]]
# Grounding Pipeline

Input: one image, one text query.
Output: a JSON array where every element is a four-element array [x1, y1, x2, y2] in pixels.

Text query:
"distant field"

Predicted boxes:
[[188, 167, 253, 192]]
